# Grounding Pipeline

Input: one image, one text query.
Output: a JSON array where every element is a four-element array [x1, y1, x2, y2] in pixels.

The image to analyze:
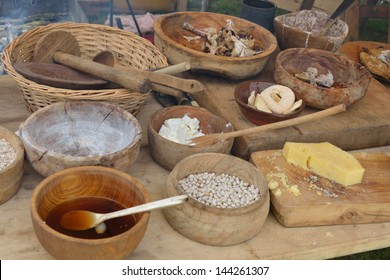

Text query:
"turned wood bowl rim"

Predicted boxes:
[[19, 101, 142, 160], [166, 152, 270, 215], [154, 11, 278, 61], [275, 47, 372, 90], [0, 126, 24, 174], [148, 105, 234, 148], [30, 165, 151, 244]]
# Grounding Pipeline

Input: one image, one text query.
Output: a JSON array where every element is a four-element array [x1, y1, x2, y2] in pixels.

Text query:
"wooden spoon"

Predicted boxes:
[[60, 195, 188, 231], [191, 104, 346, 146]]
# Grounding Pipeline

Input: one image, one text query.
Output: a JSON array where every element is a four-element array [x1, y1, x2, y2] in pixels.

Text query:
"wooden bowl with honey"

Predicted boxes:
[[148, 105, 234, 171], [30, 166, 151, 260], [163, 153, 270, 246]]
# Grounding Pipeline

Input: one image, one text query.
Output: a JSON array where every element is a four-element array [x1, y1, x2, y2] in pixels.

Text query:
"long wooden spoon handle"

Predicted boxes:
[[97, 195, 188, 224], [53, 51, 151, 93], [153, 62, 191, 74], [195, 104, 346, 144]]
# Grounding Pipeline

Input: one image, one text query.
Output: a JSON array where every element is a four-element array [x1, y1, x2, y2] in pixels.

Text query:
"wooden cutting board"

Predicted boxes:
[[192, 55, 390, 160], [250, 149, 390, 227]]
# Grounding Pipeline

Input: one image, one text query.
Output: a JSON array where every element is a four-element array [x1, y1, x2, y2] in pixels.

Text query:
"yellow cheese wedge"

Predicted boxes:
[[282, 142, 365, 186]]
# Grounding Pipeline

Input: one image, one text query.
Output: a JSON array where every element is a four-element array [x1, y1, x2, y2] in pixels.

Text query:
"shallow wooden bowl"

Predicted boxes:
[[30, 166, 150, 259], [338, 41, 390, 83], [274, 10, 348, 52], [18, 101, 142, 177], [163, 153, 270, 246], [234, 80, 305, 125], [154, 11, 277, 79], [0, 126, 24, 204], [148, 105, 234, 171], [274, 48, 371, 109]]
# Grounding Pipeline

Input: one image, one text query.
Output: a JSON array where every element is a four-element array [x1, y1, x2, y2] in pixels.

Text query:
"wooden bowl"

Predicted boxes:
[[274, 48, 371, 109], [163, 153, 270, 246], [338, 41, 390, 83], [30, 166, 150, 259], [154, 11, 277, 80], [148, 106, 234, 171], [234, 80, 305, 125], [0, 126, 24, 204], [274, 10, 348, 52], [18, 101, 142, 177]]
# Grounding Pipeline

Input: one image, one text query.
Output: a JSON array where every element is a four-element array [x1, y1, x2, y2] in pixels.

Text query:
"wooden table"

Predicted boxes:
[[1, 72, 390, 260]]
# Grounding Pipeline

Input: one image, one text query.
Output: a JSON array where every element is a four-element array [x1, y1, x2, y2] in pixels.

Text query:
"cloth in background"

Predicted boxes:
[[105, 12, 160, 34]]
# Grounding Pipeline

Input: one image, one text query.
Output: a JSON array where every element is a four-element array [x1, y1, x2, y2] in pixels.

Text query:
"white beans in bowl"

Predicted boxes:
[[178, 172, 261, 208]]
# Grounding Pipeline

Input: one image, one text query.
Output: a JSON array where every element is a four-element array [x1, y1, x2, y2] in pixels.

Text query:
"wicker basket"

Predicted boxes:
[[1, 22, 168, 115]]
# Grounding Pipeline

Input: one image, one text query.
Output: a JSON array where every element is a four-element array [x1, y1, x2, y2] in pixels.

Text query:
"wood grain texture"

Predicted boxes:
[[30, 166, 150, 259], [0, 126, 24, 204], [2, 65, 390, 260], [153, 11, 277, 79], [274, 48, 371, 109], [19, 101, 142, 177], [163, 153, 270, 246], [250, 149, 390, 227], [192, 55, 390, 160], [147, 105, 234, 170]]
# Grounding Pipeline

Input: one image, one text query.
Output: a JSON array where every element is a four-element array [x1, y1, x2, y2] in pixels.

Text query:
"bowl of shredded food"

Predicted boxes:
[[153, 11, 277, 80]]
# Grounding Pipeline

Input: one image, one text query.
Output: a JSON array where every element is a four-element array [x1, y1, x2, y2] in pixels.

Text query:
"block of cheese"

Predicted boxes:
[[282, 142, 365, 186]]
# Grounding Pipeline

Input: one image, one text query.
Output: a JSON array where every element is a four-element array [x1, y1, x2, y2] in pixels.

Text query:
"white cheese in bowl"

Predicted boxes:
[[158, 115, 204, 144]]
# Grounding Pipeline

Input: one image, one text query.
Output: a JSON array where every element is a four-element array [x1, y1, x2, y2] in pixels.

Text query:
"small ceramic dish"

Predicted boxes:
[[234, 81, 305, 125]]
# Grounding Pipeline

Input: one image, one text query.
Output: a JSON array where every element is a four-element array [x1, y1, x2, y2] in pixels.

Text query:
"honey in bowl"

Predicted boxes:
[[45, 196, 136, 239]]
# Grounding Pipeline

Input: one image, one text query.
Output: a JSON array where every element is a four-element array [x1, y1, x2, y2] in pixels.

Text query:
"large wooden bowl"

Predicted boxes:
[[274, 10, 348, 52], [0, 126, 24, 204], [163, 153, 270, 246], [18, 101, 142, 177], [148, 105, 234, 171], [274, 48, 371, 109], [154, 11, 277, 80], [30, 166, 150, 259]]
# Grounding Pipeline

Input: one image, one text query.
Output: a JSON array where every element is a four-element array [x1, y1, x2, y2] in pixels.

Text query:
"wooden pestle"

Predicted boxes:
[[33, 31, 204, 94]]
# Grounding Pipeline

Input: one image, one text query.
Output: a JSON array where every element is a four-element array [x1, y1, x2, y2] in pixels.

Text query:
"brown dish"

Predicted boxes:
[[30, 166, 150, 259], [148, 105, 234, 171], [338, 41, 390, 83], [14, 62, 109, 90], [153, 11, 277, 80], [234, 81, 305, 125], [274, 48, 371, 109]]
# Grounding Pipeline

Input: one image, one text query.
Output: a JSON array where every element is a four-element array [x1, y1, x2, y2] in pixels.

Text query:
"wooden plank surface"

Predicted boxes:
[[1, 74, 390, 260], [192, 55, 390, 160], [250, 150, 390, 227]]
